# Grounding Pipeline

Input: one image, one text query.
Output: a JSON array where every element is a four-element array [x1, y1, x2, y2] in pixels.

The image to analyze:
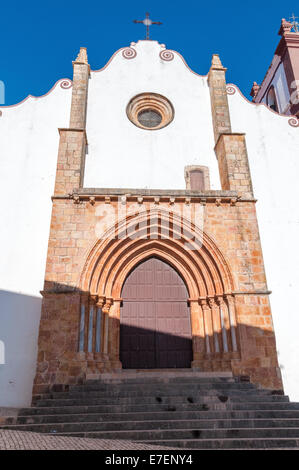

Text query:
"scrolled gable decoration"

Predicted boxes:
[[60, 79, 72, 89], [159, 50, 174, 61], [288, 117, 299, 128], [226, 85, 236, 95], [122, 47, 137, 59]]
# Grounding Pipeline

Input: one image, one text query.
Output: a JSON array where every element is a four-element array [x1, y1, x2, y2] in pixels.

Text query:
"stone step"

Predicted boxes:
[[48, 388, 274, 401], [19, 401, 299, 416], [35, 394, 289, 408], [69, 382, 256, 393], [85, 371, 234, 383], [36, 393, 289, 406], [136, 438, 299, 449], [3, 371, 297, 449], [43, 427, 299, 440], [4, 418, 299, 434], [14, 409, 299, 424]]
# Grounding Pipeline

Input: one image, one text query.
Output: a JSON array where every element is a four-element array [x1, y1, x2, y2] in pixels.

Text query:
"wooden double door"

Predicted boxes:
[[120, 258, 193, 369]]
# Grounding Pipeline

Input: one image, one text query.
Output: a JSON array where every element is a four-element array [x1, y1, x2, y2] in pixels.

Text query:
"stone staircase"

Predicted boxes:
[[2, 370, 299, 450]]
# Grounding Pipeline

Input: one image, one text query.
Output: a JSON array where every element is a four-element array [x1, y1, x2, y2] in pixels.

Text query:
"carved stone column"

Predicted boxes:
[[190, 299, 205, 367], [78, 292, 89, 358], [199, 298, 213, 356], [108, 299, 122, 370], [208, 297, 221, 354], [102, 298, 112, 369], [216, 296, 230, 354], [225, 294, 239, 355], [86, 294, 97, 365], [94, 296, 105, 371]]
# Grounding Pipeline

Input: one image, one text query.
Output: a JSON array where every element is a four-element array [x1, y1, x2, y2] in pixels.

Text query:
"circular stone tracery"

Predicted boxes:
[[126, 93, 174, 130], [138, 109, 162, 128]]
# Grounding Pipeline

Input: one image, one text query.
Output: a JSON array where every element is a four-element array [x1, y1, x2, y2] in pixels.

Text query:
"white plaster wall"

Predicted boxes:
[[0, 291, 41, 407], [228, 89, 299, 400], [85, 41, 221, 190], [0, 82, 72, 406]]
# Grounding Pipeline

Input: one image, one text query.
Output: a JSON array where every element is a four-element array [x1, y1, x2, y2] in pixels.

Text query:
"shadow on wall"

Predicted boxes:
[[0, 289, 41, 408], [32, 281, 283, 394]]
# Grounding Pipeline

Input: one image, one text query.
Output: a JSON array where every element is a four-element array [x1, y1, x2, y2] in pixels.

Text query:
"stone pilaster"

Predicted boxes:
[[54, 128, 87, 195], [208, 54, 254, 199], [208, 54, 232, 142], [214, 133, 254, 199], [53, 48, 90, 196], [70, 47, 90, 129]]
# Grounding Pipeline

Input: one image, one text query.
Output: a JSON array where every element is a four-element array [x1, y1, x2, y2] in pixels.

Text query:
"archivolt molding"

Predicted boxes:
[[79, 209, 234, 301]]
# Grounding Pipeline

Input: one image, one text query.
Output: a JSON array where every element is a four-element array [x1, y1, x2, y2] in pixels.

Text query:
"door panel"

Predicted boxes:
[[120, 258, 192, 369]]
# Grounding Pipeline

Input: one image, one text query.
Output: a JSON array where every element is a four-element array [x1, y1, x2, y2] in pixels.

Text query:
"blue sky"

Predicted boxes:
[[1, 0, 298, 105]]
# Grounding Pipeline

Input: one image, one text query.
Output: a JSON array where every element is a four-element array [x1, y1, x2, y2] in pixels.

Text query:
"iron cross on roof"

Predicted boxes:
[[133, 12, 162, 40], [289, 13, 299, 32]]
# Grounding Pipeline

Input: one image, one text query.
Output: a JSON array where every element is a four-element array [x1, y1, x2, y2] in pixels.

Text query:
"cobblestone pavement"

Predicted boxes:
[[0, 430, 177, 450]]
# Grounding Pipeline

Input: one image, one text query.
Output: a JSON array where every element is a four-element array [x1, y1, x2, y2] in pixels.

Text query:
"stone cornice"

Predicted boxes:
[[58, 128, 88, 144], [275, 33, 299, 57], [188, 290, 271, 302], [232, 290, 271, 296], [51, 189, 257, 205], [214, 132, 246, 152]]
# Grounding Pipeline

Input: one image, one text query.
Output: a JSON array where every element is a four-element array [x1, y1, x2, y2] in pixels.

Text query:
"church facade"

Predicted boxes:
[[1, 39, 299, 406]]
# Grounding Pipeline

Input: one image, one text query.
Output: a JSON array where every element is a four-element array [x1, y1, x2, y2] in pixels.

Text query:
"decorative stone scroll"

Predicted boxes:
[[288, 117, 299, 128], [159, 50, 174, 61], [122, 48, 137, 59], [60, 79, 72, 89], [226, 85, 236, 95]]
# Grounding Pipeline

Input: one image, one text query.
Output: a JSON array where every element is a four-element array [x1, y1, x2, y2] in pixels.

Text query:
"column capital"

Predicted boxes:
[[199, 297, 209, 309], [215, 295, 225, 306], [89, 294, 98, 305], [96, 295, 106, 308], [207, 297, 217, 308], [103, 297, 114, 314]]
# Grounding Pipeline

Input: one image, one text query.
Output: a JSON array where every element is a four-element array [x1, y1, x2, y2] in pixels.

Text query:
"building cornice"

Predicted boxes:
[[51, 188, 257, 205]]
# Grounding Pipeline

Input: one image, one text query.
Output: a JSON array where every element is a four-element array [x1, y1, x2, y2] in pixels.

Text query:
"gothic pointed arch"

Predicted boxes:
[[79, 208, 234, 300]]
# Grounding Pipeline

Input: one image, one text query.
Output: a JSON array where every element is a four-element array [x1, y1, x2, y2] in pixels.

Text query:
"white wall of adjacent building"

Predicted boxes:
[[228, 88, 299, 400], [0, 83, 72, 406]]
